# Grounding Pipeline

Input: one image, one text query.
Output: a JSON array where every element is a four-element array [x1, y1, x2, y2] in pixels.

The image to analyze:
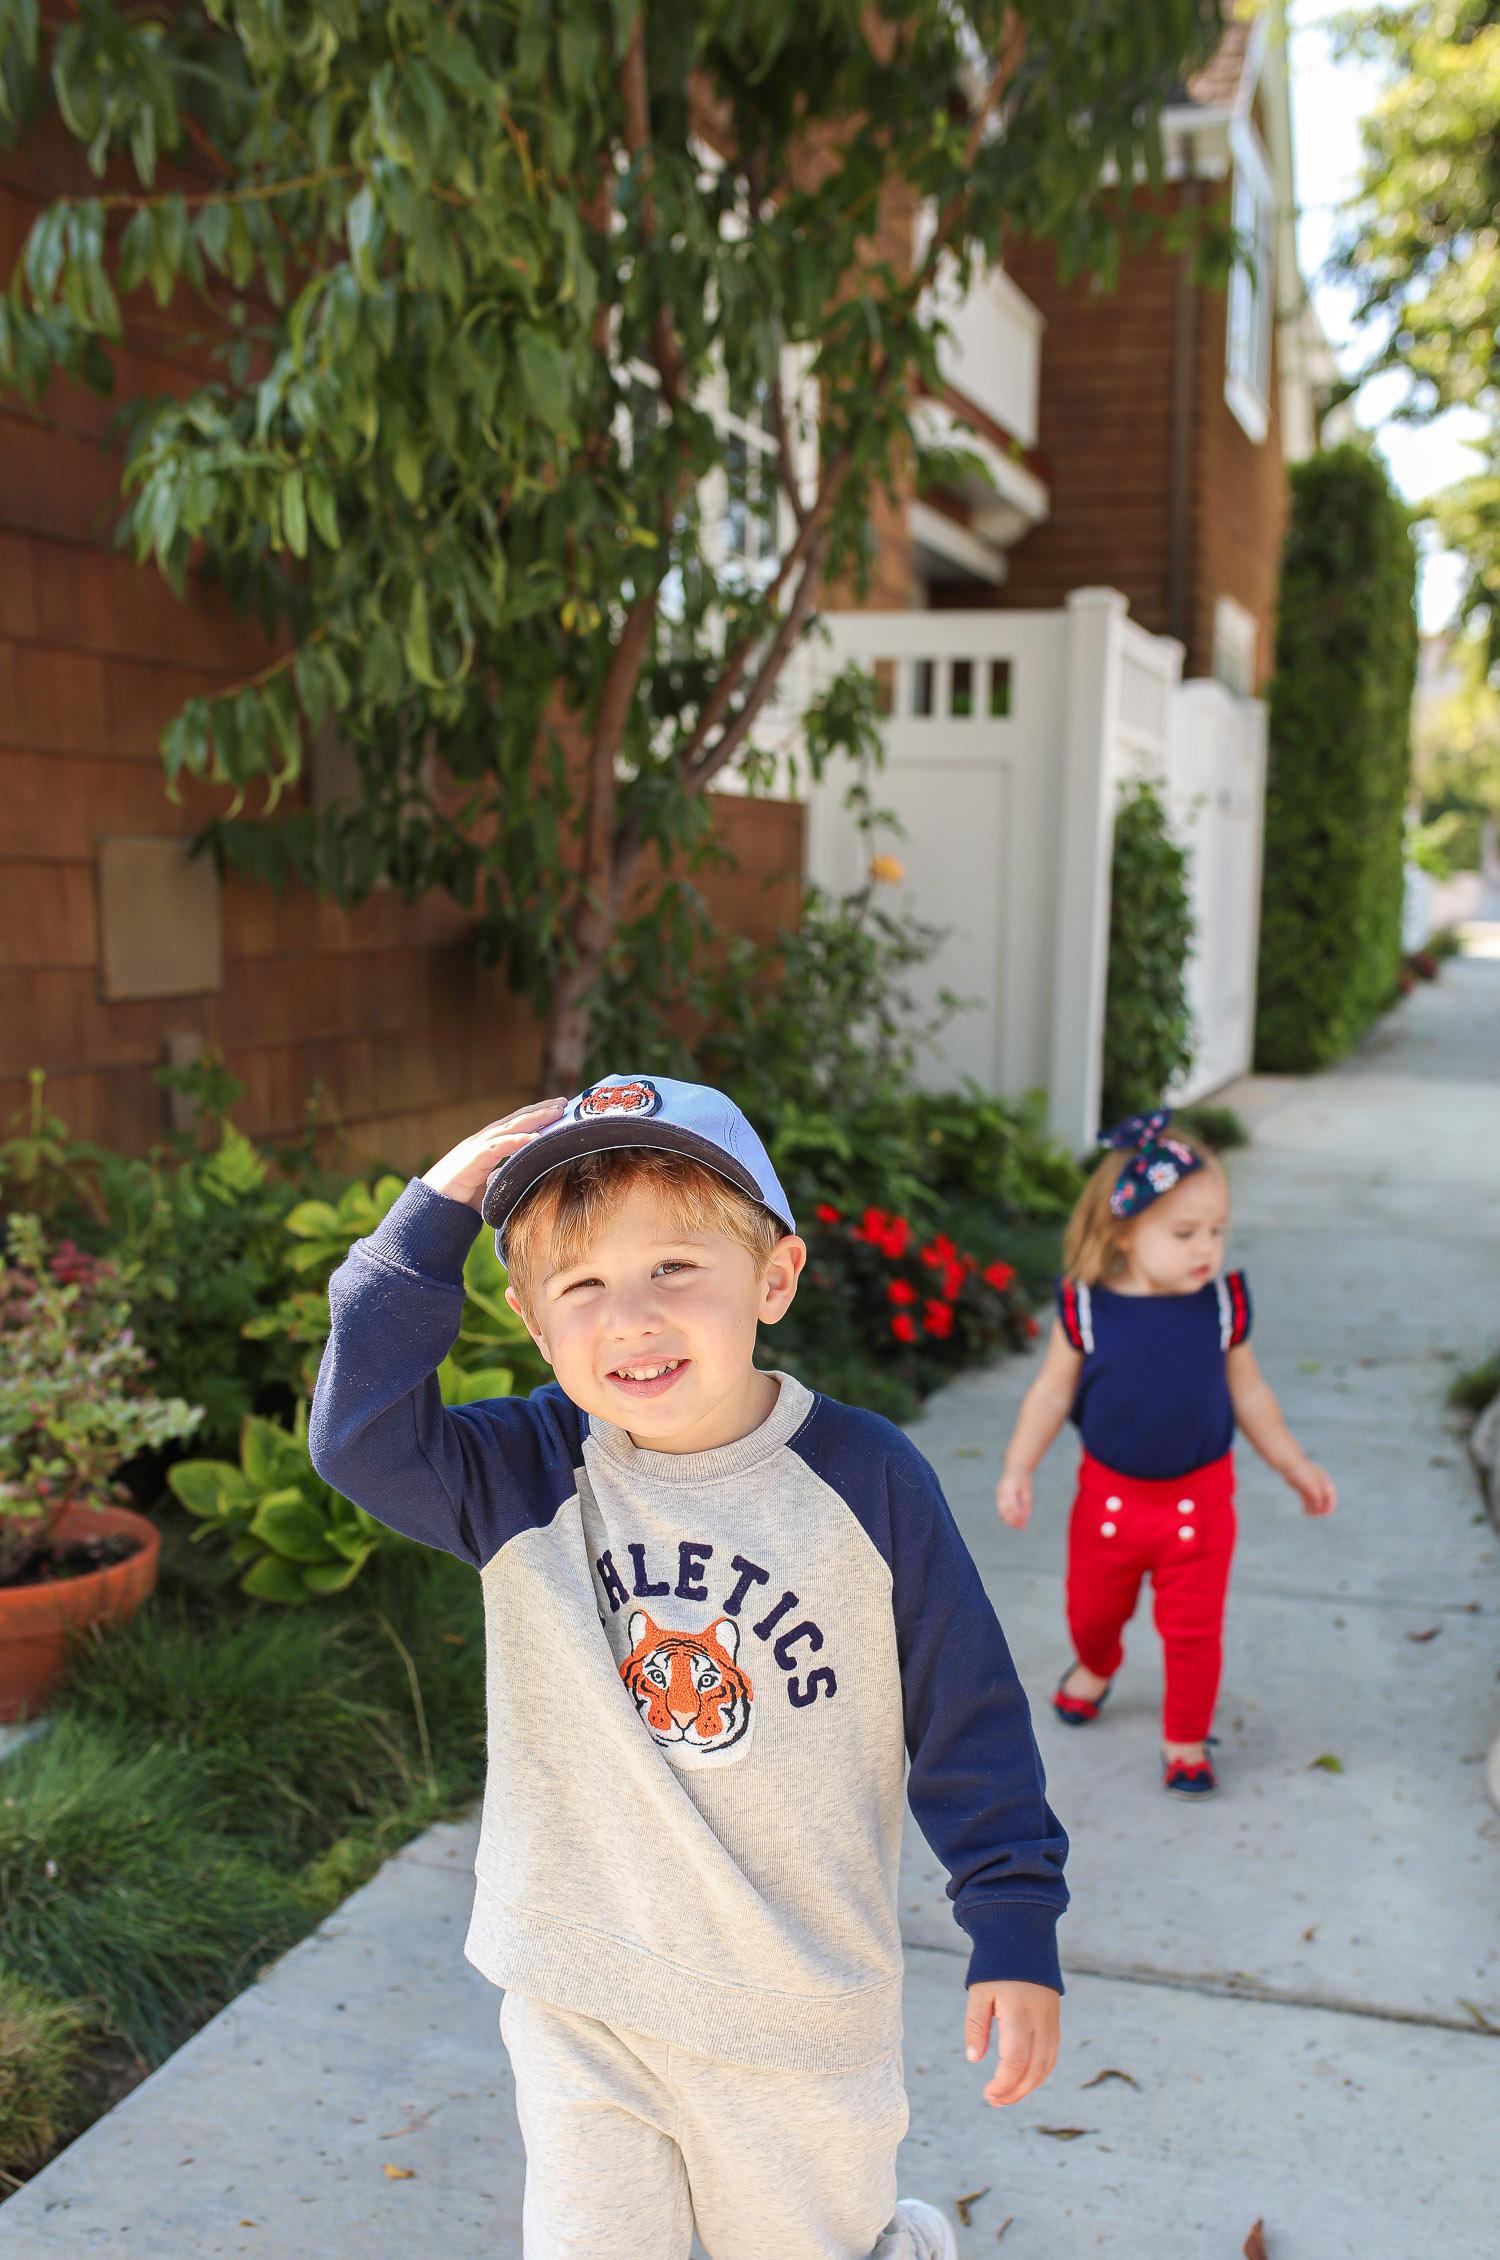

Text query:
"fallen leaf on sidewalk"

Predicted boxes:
[[383, 2164, 416, 2180], [995, 2220, 1015, 2245], [1036, 2126, 1092, 2140], [238, 2224, 258, 2230], [1244, 2219, 1267, 2260], [1308, 1754, 1343, 1773], [1458, 1999, 1499, 2034], [1302, 1925, 1317, 1941], [1405, 1625, 1440, 1642], [954, 2187, 989, 2226], [1081, 2067, 1139, 2091]]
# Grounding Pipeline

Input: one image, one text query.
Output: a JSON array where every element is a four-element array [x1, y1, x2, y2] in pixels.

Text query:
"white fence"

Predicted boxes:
[[803, 589, 1267, 1150]]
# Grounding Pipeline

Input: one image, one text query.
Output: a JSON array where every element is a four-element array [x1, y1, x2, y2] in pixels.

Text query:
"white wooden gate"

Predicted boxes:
[[803, 589, 1267, 1148]]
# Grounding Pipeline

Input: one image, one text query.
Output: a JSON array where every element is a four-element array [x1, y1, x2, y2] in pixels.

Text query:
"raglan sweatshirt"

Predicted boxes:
[[309, 1181, 1068, 2074]]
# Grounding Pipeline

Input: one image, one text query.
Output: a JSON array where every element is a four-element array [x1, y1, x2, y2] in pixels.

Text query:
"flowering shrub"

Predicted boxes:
[[770, 1202, 1037, 1418], [0, 1214, 202, 1583]]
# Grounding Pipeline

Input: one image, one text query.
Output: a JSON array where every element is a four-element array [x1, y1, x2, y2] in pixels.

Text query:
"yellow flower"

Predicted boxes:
[[868, 854, 905, 885]]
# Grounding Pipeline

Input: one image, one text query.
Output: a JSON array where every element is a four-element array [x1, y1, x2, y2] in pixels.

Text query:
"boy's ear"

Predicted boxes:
[[504, 1283, 550, 1358], [758, 1235, 806, 1327]]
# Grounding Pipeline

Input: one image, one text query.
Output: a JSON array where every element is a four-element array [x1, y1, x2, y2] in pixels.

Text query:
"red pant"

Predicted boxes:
[[1066, 1451, 1236, 1743]]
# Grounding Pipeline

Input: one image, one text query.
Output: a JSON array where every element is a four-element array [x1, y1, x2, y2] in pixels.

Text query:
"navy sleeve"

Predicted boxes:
[[789, 1398, 1068, 1993], [308, 1180, 584, 1566]]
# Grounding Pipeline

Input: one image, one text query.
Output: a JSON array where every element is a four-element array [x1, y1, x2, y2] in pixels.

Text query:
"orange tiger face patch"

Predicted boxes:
[[620, 1611, 754, 1758]]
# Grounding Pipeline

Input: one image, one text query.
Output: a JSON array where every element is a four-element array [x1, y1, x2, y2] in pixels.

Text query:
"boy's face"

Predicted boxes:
[[1120, 1169, 1228, 1295], [505, 1183, 806, 1453]]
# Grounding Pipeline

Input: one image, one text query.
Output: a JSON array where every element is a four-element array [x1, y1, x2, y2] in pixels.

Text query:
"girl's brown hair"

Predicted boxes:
[[1062, 1132, 1225, 1287]]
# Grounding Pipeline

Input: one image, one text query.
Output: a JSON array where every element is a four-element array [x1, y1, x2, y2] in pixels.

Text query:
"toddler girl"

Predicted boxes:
[[996, 1111, 1335, 1796]]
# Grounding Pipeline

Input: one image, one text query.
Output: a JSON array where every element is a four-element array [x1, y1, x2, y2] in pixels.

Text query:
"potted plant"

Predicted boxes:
[[0, 1214, 202, 1719]]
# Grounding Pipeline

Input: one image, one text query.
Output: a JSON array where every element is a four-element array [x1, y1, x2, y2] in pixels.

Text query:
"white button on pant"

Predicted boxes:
[[1100, 1521, 1117, 1537]]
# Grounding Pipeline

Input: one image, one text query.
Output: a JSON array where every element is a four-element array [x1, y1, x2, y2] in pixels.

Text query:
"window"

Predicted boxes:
[[721, 379, 780, 572], [1224, 125, 1276, 444]]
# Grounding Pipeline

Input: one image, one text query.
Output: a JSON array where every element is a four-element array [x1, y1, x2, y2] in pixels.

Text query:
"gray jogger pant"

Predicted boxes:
[[500, 1991, 932, 2260]]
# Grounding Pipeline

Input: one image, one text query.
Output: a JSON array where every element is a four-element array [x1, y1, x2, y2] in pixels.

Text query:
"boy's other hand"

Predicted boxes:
[[422, 1099, 568, 1212], [964, 1979, 1059, 2107], [995, 1469, 1033, 1528], [1290, 1458, 1337, 1518]]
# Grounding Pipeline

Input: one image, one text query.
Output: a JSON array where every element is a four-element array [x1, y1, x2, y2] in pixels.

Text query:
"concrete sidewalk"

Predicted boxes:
[[4, 962, 1499, 2258]]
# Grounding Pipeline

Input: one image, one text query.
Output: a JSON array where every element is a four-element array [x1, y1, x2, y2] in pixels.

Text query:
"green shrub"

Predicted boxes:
[[1255, 446, 1419, 1071], [1447, 1352, 1500, 1416], [1174, 1102, 1249, 1152], [1100, 781, 1195, 1128], [0, 1974, 86, 2179]]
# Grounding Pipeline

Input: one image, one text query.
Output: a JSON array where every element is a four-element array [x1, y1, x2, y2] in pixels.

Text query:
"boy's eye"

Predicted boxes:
[[653, 1259, 695, 1278], [560, 1274, 605, 1294]]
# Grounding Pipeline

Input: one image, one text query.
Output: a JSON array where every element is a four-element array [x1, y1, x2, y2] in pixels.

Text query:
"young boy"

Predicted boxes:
[[310, 1073, 1068, 2260]]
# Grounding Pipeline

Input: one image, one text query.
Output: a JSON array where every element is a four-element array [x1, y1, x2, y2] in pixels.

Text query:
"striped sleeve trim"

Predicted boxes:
[[1057, 1278, 1094, 1354], [1215, 1270, 1252, 1349]]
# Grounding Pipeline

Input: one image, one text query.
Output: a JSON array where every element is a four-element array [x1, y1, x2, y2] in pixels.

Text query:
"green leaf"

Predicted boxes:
[[280, 467, 308, 558], [437, 1356, 515, 1405], [241, 1553, 314, 1604], [393, 434, 424, 504], [249, 1487, 339, 1563], [167, 1458, 252, 1519], [240, 1414, 309, 1493]]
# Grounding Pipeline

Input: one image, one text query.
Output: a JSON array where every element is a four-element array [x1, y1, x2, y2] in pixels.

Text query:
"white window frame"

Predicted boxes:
[[1224, 119, 1276, 444]]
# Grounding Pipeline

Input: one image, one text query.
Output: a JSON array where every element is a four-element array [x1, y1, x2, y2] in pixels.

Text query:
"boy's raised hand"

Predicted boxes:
[[422, 1099, 568, 1212], [965, 1980, 1059, 2107]]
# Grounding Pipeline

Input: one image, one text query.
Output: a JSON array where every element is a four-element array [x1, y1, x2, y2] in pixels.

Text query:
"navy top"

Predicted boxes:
[[1055, 1271, 1252, 1481]]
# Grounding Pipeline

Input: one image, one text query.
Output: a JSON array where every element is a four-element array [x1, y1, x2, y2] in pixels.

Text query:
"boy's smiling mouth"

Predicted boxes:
[[607, 1358, 689, 1398]]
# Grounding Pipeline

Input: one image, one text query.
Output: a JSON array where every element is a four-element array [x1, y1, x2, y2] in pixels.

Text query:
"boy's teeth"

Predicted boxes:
[[617, 1360, 681, 1380]]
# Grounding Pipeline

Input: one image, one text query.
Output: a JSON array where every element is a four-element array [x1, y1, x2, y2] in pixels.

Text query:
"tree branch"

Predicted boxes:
[[769, 369, 810, 533], [687, 526, 829, 791], [676, 443, 851, 774]]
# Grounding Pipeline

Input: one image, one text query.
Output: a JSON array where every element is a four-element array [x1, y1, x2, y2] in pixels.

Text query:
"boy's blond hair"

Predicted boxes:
[[504, 1146, 786, 1317], [1062, 1132, 1225, 1287]]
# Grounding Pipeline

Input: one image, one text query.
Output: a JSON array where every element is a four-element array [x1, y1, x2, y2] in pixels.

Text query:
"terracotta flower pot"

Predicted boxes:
[[0, 1502, 160, 1722]]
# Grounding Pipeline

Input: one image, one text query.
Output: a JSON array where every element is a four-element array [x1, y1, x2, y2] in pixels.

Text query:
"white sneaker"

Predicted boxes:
[[893, 2198, 959, 2260]]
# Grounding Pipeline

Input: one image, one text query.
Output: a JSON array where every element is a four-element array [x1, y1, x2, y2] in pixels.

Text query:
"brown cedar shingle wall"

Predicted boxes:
[[0, 165, 802, 1171], [998, 187, 1285, 686]]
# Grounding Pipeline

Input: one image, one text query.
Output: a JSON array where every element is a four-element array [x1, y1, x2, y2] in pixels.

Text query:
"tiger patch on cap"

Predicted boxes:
[[573, 1078, 663, 1121]]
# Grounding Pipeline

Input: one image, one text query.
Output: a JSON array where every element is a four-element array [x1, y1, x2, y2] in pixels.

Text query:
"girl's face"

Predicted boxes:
[[1117, 1168, 1228, 1295]]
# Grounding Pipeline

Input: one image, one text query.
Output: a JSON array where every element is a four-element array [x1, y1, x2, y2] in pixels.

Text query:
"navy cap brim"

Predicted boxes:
[[481, 1116, 796, 1247]]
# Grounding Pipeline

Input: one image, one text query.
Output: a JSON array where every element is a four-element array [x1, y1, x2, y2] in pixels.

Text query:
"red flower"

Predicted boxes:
[[922, 1299, 955, 1339], [815, 1203, 841, 1224], [920, 1233, 958, 1270], [854, 1208, 914, 1258], [1025, 1314, 1041, 1339], [983, 1260, 1017, 1293], [890, 1313, 917, 1344], [940, 1257, 965, 1301], [887, 1279, 918, 1306]]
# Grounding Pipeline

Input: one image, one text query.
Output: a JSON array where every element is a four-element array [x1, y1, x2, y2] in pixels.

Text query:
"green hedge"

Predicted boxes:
[[1255, 446, 1418, 1070], [1100, 780, 1195, 1128]]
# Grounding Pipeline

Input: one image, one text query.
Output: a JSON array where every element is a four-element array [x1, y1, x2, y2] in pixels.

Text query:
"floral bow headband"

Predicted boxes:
[[1100, 1109, 1205, 1221]]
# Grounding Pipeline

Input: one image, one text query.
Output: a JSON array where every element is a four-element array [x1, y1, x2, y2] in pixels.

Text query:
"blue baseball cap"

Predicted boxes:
[[480, 1074, 797, 1248]]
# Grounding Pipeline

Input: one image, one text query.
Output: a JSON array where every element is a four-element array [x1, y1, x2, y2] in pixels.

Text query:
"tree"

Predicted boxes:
[[1336, 2, 1500, 659], [0, 0, 1226, 1089]]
